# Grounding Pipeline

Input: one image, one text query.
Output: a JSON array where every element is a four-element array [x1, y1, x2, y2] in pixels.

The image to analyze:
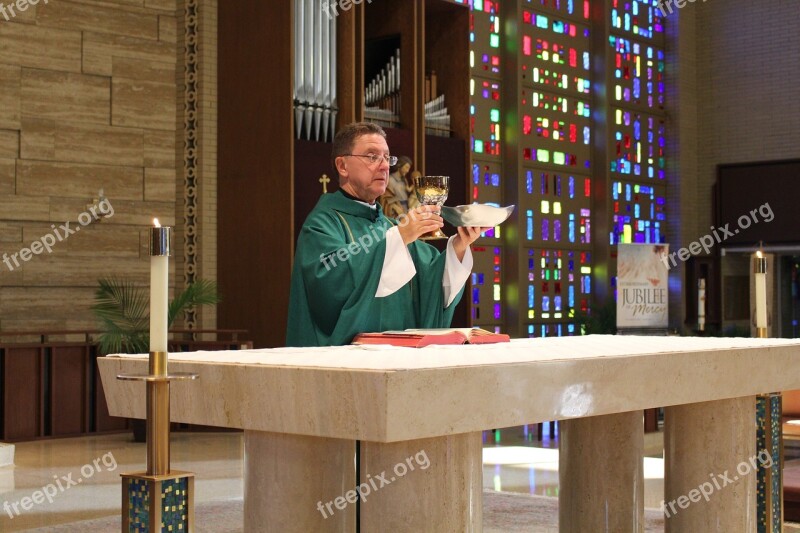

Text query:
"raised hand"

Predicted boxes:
[[452, 226, 490, 262], [397, 205, 444, 245]]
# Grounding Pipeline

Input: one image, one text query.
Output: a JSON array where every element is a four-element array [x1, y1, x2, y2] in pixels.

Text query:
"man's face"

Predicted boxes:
[[336, 134, 391, 204]]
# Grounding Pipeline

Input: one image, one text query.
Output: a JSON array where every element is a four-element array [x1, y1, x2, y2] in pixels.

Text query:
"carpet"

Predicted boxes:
[[31, 490, 800, 532], [482, 490, 665, 532]]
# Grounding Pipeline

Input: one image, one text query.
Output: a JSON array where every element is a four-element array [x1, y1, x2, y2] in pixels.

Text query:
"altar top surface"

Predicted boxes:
[[107, 335, 800, 370], [99, 335, 800, 442]]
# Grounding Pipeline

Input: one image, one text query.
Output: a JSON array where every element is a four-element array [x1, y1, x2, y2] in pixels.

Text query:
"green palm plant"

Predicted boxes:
[[92, 277, 221, 355]]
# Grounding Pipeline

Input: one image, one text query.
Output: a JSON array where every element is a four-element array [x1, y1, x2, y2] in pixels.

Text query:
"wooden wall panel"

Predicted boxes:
[[424, 1, 470, 214], [336, 3, 364, 127], [294, 140, 337, 243], [218, 0, 294, 348], [3, 347, 43, 440], [94, 356, 129, 432], [364, 0, 425, 171], [50, 346, 88, 436]]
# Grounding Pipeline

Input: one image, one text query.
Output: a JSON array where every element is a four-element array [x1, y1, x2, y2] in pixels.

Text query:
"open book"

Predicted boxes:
[[352, 328, 510, 348]]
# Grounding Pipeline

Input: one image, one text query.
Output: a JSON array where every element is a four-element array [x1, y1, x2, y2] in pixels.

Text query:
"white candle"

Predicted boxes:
[[755, 251, 767, 329], [698, 279, 706, 331], [150, 219, 169, 352]]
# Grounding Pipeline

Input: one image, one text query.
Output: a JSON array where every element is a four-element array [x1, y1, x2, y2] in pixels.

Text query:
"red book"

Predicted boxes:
[[352, 328, 510, 348]]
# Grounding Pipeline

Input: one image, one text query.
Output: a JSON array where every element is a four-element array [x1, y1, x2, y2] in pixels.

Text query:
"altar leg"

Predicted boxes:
[[244, 430, 356, 532], [664, 397, 756, 532], [559, 411, 644, 532], [359, 432, 483, 532]]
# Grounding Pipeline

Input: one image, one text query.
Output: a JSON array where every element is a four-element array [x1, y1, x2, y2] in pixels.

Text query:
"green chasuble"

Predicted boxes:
[[286, 190, 464, 347]]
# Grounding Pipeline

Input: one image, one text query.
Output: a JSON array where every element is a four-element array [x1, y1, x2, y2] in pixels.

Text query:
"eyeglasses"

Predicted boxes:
[[342, 153, 398, 166]]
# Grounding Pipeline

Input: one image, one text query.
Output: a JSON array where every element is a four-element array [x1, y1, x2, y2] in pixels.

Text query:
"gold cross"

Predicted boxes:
[[319, 174, 331, 194]]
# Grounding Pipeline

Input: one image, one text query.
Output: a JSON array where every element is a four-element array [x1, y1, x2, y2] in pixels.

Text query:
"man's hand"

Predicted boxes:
[[452, 226, 489, 262], [397, 205, 444, 245]]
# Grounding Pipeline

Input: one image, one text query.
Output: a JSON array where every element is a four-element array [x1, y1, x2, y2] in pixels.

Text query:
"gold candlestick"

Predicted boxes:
[[146, 351, 170, 477], [116, 224, 199, 532], [754, 251, 768, 338], [753, 248, 781, 533]]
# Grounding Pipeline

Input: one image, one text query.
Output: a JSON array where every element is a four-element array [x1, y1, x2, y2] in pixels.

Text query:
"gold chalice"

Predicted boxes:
[[414, 175, 449, 240]]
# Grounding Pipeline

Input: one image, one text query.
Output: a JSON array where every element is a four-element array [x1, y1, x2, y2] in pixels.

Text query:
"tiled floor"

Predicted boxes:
[[0, 432, 243, 531], [482, 425, 668, 508], [1, 427, 797, 531]]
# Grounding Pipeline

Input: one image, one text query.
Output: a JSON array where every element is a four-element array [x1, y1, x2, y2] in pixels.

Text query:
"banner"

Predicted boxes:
[[616, 244, 669, 329]]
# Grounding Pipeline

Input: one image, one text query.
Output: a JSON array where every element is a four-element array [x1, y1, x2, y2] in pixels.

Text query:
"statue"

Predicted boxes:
[[380, 156, 419, 218]]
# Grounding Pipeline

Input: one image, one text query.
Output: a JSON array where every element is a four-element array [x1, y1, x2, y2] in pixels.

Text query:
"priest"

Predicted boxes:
[[286, 122, 484, 347]]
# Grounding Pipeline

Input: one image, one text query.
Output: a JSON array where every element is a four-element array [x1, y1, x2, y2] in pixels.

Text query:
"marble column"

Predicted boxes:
[[359, 432, 483, 532], [664, 397, 757, 532], [559, 411, 644, 532], [244, 430, 356, 532]]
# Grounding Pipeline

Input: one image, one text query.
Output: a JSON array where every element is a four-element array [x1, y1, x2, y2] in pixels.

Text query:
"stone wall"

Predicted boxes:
[[0, 0, 179, 332]]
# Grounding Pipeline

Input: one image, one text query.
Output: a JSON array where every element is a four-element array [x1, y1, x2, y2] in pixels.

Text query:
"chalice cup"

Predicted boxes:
[[414, 175, 449, 240]]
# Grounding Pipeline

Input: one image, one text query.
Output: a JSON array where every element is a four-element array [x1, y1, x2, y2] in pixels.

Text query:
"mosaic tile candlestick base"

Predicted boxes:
[[122, 471, 195, 532], [756, 393, 782, 533], [117, 348, 198, 532]]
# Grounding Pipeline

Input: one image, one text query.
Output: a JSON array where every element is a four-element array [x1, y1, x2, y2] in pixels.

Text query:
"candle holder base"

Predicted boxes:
[[122, 470, 195, 532], [756, 393, 783, 533]]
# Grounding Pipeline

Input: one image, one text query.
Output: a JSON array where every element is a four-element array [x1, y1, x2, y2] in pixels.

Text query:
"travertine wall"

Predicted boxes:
[[0, 0, 180, 332]]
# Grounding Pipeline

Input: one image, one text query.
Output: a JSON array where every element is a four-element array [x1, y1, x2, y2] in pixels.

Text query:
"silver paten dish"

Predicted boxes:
[[441, 203, 516, 227]]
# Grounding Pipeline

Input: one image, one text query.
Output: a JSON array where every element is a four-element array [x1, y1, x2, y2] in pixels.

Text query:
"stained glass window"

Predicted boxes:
[[610, 181, 666, 244], [471, 79, 502, 156], [524, 0, 591, 20], [463, 0, 505, 331], [471, 246, 504, 330], [610, 110, 665, 179], [523, 248, 589, 337], [516, 0, 595, 338], [461, 0, 670, 337], [609, 0, 668, 272], [521, 88, 592, 170], [610, 35, 665, 110], [469, 1, 501, 75], [523, 170, 591, 245], [610, 0, 664, 39], [521, 12, 592, 97]]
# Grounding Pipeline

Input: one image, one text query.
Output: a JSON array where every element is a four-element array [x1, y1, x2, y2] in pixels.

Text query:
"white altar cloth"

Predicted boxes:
[[109, 334, 800, 371]]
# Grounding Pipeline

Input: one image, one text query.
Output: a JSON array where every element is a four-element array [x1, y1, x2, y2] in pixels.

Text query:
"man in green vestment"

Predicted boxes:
[[286, 122, 485, 347]]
